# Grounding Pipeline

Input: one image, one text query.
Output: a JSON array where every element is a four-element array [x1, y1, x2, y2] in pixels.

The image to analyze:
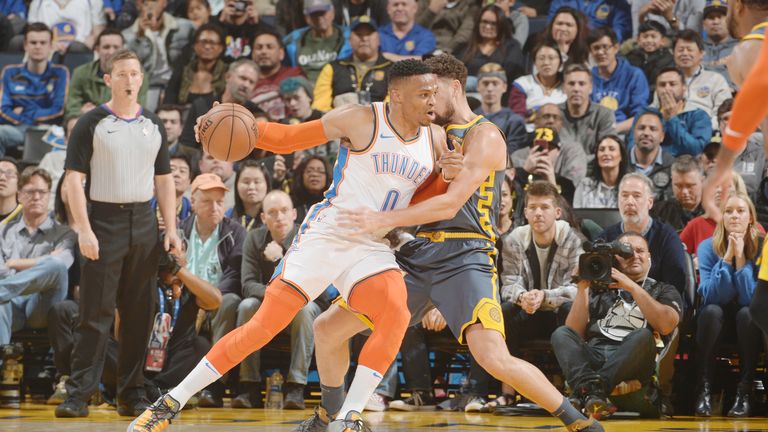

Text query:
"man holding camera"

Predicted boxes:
[[551, 231, 683, 420]]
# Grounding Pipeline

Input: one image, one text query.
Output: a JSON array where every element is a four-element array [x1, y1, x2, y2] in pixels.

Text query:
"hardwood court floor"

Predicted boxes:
[[1, 404, 767, 431]]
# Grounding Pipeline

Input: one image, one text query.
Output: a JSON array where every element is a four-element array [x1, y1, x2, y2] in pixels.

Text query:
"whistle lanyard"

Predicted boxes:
[[158, 288, 181, 331]]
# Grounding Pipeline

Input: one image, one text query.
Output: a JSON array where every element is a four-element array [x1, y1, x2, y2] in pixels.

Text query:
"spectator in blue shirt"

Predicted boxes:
[[588, 26, 648, 134], [548, 0, 632, 42], [475, 62, 528, 154], [628, 68, 712, 156], [0, 23, 69, 157], [0, 0, 26, 35], [378, 0, 435, 61], [694, 191, 763, 417]]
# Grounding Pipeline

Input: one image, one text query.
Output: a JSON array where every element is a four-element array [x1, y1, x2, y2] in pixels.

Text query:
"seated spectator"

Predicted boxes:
[[28, 0, 105, 52], [0, 168, 75, 346], [694, 191, 763, 417], [453, 5, 524, 87], [509, 40, 566, 129], [551, 231, 682, 418], [179, 59, 261, 149], [625, 21, 675, 96], [291, 155, 332, 222], [701, 0, 737, 86], [0, 23, 69, 157], [544, 6, 590, 65], [574, 134, 628, 208], [180, 173, 249, 408], [589, 27, 649, 133], [511, 104, 588, 201], [226, 159, 270, 231], [699, 141, 719, 174], [157, 105, 201, 167], [283, 0, 352, 83], [65, 28, 149, 121], [122, 0, 195, 86], [680, 171, 750, 254], [486, 0, 529, 47], [559, 63, 616, 156], [715, 99, 766, 198], [634, 0, 704, 36], [475, 63, 528, 155], [0, 0, 26, 37], [672, 30, 732, 129], [0, 158, 21, 225], [599, 173, 688, 297], [415, 0, 479, 53], [548, 0, 631, 41], [39, 116, 80, 208], [313, 16, 392, 112], [378, 0, 436, 61], [211, 0, 274, 63], [281, 77, 336, 161], [187, 0, 213, 28], [199, 151, 236, 209], [152, 154, 194, 231], [275, 0, 307, 35], [628, 110, 674, 201], [332, 0, 390, 28], [250, 29, 303, 121], [163, 23, 227, 106], [651, 155, 704, 231], [629, 68, 713, 157], [241, 190, 329, 409], [498, 172, 520, 235], [486, 181, 582, 407]]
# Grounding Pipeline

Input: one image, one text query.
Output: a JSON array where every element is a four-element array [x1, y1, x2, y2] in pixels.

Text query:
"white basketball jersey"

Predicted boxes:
[[299, 102, 435, 239]]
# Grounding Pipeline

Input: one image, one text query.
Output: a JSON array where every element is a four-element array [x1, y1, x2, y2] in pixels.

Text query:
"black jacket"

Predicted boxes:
[[180, 216, 247, 297]]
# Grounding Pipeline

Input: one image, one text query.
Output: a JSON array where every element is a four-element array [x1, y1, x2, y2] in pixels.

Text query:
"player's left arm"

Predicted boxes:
[[341, 124, 505, 232]]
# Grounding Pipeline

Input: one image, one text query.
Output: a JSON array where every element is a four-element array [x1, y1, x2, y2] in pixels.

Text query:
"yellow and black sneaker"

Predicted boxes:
[[127, 394, 181, 432]]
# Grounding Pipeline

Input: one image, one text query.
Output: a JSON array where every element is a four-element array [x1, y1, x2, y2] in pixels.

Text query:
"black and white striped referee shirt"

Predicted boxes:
[[65, 104, 171, 203]]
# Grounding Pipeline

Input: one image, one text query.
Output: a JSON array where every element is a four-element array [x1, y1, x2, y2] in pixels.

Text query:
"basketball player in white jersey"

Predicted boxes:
[[128, 60, 460, 432]]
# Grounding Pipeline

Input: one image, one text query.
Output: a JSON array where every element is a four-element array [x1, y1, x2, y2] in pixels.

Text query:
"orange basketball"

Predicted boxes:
[[198, 103, 258, 161]]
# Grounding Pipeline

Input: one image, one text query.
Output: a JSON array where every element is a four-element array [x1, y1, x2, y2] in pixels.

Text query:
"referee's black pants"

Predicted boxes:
[[67, 201, 161, 405]]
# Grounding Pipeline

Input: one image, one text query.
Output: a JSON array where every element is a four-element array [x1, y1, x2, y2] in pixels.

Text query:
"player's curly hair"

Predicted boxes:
[[388, 59, 432, 85], [424, 54, 467, 90]]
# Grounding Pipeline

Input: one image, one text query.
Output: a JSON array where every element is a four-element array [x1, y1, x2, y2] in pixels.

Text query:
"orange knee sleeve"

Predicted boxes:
[[207, 279, 306, 374], [348, 270, 410, 374], [256, 120, 329, 154]]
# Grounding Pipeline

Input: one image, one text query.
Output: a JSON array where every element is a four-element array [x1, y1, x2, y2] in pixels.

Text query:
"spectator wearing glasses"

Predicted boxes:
[[0, 167, 75, 347], [163, 23, 227, 106]]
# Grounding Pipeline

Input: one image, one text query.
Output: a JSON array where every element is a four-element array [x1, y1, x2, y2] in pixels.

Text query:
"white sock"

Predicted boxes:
[[168, 356, 222, 408], [336, 365, 384, 420]]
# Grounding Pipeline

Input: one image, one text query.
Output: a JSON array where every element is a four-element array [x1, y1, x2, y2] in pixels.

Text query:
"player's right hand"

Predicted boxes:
[[194, 101, 221, 143], [79, 229, 100, 261]]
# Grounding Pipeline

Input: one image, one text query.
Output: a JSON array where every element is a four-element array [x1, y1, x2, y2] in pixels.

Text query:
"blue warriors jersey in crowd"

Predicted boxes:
[[743, 20, 767, 41], [419, 115, 505, 241], [0, 62, 69, 125]]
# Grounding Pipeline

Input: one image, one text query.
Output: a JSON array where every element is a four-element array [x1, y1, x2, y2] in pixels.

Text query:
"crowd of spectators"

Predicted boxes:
[[0, 0, 767, 422]]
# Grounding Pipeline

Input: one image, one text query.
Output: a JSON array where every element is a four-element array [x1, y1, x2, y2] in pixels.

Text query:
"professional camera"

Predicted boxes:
[[578, 240, 634, 291]]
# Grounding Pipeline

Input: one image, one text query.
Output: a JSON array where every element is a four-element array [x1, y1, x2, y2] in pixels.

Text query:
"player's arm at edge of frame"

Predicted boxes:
[[254, 104, 374, 154], [385, 123, 506, 227]]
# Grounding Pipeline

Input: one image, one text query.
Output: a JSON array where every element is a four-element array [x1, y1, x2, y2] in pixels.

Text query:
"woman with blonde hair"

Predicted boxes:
[[694, 191, 764, 418]]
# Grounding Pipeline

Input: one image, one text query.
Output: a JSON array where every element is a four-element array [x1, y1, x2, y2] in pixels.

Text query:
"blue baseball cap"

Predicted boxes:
[[703, 0, 728, 18]]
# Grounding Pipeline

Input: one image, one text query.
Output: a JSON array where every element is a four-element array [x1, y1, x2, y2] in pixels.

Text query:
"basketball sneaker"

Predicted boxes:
[[566, 417, 604, 432], [389, 390, 436, 411], [291, 405, 331, 432], [127, 394, 180, 432], [327, 410, 372, 432]]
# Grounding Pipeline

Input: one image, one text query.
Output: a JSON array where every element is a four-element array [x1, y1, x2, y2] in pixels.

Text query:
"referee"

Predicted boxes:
[[55, 49, 182, 418]]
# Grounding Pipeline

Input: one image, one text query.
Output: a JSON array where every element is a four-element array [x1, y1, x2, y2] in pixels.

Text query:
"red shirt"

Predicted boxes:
[[251, 66, 303, 120], [681, 215, 766, 255]]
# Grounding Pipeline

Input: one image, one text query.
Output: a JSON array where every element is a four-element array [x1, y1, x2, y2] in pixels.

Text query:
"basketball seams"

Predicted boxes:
[[200, 103, 257, 161]]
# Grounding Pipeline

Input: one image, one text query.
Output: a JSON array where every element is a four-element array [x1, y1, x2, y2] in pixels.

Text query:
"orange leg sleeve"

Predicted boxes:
[[347, 270, 411, 374], [256, 120, 330, 154], [723, 40, 768, 152], [206, 279, 306, 374]]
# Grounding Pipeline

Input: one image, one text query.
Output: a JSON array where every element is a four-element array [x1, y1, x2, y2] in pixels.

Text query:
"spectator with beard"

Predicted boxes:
[[179, 59, 262, 149], [250, 30, 303, 121], [211, 0, 274, 62]]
